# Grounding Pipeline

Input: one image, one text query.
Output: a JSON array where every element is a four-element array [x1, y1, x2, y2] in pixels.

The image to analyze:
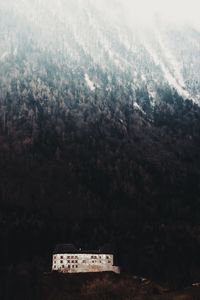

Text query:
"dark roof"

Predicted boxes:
[[54, 244, 78, 254], [53, 244, 113, 255]]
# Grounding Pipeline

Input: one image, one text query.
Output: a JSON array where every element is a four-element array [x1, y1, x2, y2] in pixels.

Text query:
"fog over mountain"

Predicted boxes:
[[1, 0, 200, 104]]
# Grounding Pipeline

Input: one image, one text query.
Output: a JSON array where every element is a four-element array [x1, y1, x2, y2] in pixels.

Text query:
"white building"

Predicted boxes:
[[52, 244, 120, 274]]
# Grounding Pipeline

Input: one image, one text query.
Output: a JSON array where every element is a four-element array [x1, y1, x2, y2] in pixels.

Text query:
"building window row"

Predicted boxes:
[[91, 255, 99, 259], [54, 265, 79, 269], [61, 265, 78, 269], [55, 259, 108, 264], [54, 259, 110, 264], [54, 255, 111, 259], [59, 260, 78, 264], [57, 255, 78, 259], [55, 262, 79, 267]]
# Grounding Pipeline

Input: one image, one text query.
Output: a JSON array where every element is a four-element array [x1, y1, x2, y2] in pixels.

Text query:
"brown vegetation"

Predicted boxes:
[[34, 273, 200, 300]]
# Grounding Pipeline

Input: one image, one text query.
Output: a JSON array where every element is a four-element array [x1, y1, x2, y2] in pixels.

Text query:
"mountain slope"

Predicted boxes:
[[0, 0, 200, 287], [1, 0, 200, 106]]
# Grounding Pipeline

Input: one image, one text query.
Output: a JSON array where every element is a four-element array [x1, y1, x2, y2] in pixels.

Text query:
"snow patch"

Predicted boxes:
[[85, 74, 96, 91], [0, 52, 9, 61], [133, 102, 146, 114], [142, 39, 191, 100], [154, 28, 186, 89]]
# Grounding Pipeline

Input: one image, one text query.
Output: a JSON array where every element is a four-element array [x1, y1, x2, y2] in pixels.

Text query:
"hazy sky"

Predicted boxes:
[[1, 0, 200, 30], [101, 0, 200, 27]]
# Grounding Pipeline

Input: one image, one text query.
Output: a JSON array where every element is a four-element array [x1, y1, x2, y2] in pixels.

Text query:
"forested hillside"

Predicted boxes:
[[0, 0, 200, 291]]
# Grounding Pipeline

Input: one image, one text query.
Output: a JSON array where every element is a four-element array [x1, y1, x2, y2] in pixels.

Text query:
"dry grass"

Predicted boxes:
[[82, 275, 138, 299], [38, 273, 200, 300]]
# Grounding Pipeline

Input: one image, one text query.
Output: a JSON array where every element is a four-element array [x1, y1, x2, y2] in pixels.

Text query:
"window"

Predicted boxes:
[[54, 265, 56, 269], [67, 260, 70, 263], [68, 265, 70, 268], [72, 265, 74, 268], [72, 260, 74, 263], [108, 260, 111, 263], [67, 256, 70, 259], [60, 256, 63, 259], [76, 265, 78, 268], [71, 256, 74, 259], [62, 265, 65, 268], [106, 256, 109, 259], [83, 260, 86, 263], [60, 260, 63, 263], [75, 260, 78, 263]]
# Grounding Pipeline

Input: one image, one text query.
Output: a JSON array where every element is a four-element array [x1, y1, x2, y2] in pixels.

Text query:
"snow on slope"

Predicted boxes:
[[1, 0, 200, 104], [85, 74, 96, 91]]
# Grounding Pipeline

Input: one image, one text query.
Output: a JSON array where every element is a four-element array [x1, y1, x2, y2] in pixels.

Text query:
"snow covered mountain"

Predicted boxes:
[[1, 0, 200, 108], [1, 2, 200, 285]]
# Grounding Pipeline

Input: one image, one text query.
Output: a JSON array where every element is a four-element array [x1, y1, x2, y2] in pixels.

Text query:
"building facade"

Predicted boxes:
[[52, 244, 120, 274]]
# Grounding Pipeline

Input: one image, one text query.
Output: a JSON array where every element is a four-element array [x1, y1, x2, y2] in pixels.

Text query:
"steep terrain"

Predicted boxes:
[[0, 0, 200, 290]]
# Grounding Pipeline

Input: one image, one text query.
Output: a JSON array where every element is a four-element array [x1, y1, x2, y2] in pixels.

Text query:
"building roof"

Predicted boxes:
[[54, 244, 78, 254], [53, 244, 113, 255]]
